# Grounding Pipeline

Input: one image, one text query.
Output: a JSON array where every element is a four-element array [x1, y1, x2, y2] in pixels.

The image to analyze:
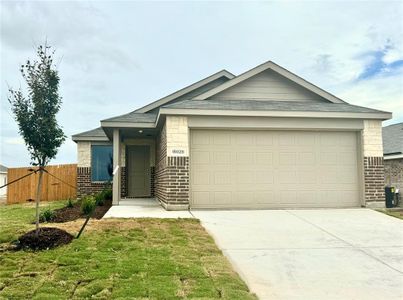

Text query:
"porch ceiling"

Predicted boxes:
[[102, 126, 158, 140]]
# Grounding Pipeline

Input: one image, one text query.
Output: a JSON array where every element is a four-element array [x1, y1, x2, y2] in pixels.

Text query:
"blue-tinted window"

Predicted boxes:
[[91, 145, 113, 182]]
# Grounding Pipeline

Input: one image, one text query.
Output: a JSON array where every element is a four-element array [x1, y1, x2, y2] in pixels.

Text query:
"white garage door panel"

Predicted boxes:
[[190, 130, 360, 208]]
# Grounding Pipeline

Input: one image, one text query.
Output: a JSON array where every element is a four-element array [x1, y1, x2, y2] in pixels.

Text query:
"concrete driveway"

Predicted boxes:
[[192, 209, 403, 300]]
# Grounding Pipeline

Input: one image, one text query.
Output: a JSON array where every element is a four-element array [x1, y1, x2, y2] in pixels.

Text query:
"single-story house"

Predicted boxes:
[[0, 164, 7, 200], [72, 61, 392, 210], [383, 122, 403, 195]]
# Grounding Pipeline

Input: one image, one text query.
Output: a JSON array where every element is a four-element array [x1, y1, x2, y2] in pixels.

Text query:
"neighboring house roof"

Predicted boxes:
[[72, 127, 109, 142], [0, 164, 7, 174], [383, 122, 403, 158], [162, 99, 387, 114], [193, 61, 346, 104]]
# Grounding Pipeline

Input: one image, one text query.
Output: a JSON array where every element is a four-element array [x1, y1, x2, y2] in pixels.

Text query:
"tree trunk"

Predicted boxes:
[[35, 168, 44, 237]]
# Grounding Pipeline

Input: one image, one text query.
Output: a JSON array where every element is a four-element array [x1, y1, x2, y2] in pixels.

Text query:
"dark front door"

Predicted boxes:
[[127, 145, 151, 197]]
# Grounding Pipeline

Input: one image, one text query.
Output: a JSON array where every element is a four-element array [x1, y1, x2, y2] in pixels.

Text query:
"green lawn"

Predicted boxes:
[[377, 209, 403, 220], [0, 201, 256, 299]]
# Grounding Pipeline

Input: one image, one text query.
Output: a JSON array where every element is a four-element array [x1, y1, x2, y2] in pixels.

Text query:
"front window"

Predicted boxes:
[[91, 145, 113, 182]]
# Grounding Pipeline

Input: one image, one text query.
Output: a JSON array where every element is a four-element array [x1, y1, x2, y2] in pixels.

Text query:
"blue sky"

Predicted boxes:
[[1, 1, 403, 167]]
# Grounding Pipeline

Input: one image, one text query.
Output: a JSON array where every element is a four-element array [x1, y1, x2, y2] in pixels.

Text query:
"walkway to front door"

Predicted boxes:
[[103, 198, 192, 219]]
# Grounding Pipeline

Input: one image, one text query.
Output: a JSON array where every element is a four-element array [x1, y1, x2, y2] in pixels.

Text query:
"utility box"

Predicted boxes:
[[385, 186, 395, 208]]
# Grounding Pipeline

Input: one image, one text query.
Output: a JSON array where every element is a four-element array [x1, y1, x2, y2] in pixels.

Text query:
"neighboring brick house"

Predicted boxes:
[[383, 122, 403, 202], [72, 61, 392, 210]]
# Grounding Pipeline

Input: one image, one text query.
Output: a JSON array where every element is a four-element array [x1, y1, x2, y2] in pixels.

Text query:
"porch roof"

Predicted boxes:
[[101, 112, 157, 124], [72, 127, 109, 142]]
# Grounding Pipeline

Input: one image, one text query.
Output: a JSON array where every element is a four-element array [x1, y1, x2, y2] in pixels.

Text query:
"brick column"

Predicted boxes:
[[362, 120, 385, 207], [165, 157, 189, 207], [364, 157, 385, 204], [155, 116, 190, 210]]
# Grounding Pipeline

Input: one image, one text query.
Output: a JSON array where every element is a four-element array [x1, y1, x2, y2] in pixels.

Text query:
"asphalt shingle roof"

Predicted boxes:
[[102, 113, 157, 123], [72, 127, 107, 138], [163, 99, 389, 114], [383, 122, 403, 155]]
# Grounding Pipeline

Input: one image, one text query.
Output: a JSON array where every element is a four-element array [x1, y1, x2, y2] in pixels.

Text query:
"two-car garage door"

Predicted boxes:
[[190, 130, 360, 208]]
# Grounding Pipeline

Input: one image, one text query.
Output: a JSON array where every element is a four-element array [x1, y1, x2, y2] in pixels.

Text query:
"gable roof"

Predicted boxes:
[[72, 127, 109, 142], [383, 122, 403, 156], [193, 61, 346, 104], [72, 60, 392, 142], [134, 70, 234, 113]]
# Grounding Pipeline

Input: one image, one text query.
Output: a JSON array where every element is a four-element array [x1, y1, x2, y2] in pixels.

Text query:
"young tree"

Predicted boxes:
[[8, 44, 66, 236]]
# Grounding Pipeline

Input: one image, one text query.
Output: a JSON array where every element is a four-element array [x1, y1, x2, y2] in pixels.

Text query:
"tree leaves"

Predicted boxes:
[[8, 44, 66, 167]]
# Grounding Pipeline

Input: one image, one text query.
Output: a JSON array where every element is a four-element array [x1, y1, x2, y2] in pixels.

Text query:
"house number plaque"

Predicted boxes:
[[170, 149, 186, 156]]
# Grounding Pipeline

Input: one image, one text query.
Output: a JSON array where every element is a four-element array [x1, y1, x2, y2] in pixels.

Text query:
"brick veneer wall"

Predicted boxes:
[[166, 157, 189, 205], [121, 167, 126, 197], [150, 166, 155, 197], [155, 123, 168, 203], [364, 157, 385, 203], [384, 158, 403, 191], [77, 166, 126, 198]]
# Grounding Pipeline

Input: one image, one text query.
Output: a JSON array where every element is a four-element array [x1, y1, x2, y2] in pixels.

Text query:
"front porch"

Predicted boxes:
[[109, 127, 158, 206], [106, 117, 190, 211]]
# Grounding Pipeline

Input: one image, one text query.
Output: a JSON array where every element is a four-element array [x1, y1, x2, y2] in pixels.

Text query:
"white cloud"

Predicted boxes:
[[383, 48, 403, 65], [4, 137, 24, 145]]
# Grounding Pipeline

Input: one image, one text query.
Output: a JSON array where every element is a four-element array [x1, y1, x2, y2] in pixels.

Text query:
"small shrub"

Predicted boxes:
[[95, 192, 105, 206], [39, 208, 55, 222], [66, 198, 74, 208], [81, 196, 96, 216], [95, 188, 112, 206], [103, 188, 112, 200]]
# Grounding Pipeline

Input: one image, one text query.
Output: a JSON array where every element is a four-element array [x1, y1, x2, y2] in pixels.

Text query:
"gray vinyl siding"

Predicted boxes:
[[209, 70, 328, 102]]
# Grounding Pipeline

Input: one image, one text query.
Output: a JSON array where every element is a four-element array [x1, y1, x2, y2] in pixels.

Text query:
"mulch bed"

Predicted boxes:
[[17, 227, 74, 250], [49, 199, 112, 223]]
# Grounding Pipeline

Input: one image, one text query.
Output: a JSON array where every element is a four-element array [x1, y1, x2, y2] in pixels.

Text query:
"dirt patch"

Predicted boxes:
[[17, 227, 74, 250], [47, 199, 112, 223]]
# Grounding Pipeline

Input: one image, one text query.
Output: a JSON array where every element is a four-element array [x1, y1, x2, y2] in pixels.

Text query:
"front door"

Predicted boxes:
[[127, 145, 151, 197]]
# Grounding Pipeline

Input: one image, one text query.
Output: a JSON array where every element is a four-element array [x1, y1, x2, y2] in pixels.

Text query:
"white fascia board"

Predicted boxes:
[[159, 108, 392, 120], [100, 121, 156, 128], [134, 70, 235, 113], [384, 154, 403, 160], [194, 61, 346, 104]]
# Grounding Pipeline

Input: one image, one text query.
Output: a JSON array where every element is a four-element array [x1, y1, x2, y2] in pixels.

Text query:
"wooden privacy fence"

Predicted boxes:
[[6, 164, 77, 204]]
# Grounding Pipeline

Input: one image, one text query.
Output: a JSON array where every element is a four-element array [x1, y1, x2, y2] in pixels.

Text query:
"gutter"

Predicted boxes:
[[384, 153, 403, 160], [159, 108, 392, 120]]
